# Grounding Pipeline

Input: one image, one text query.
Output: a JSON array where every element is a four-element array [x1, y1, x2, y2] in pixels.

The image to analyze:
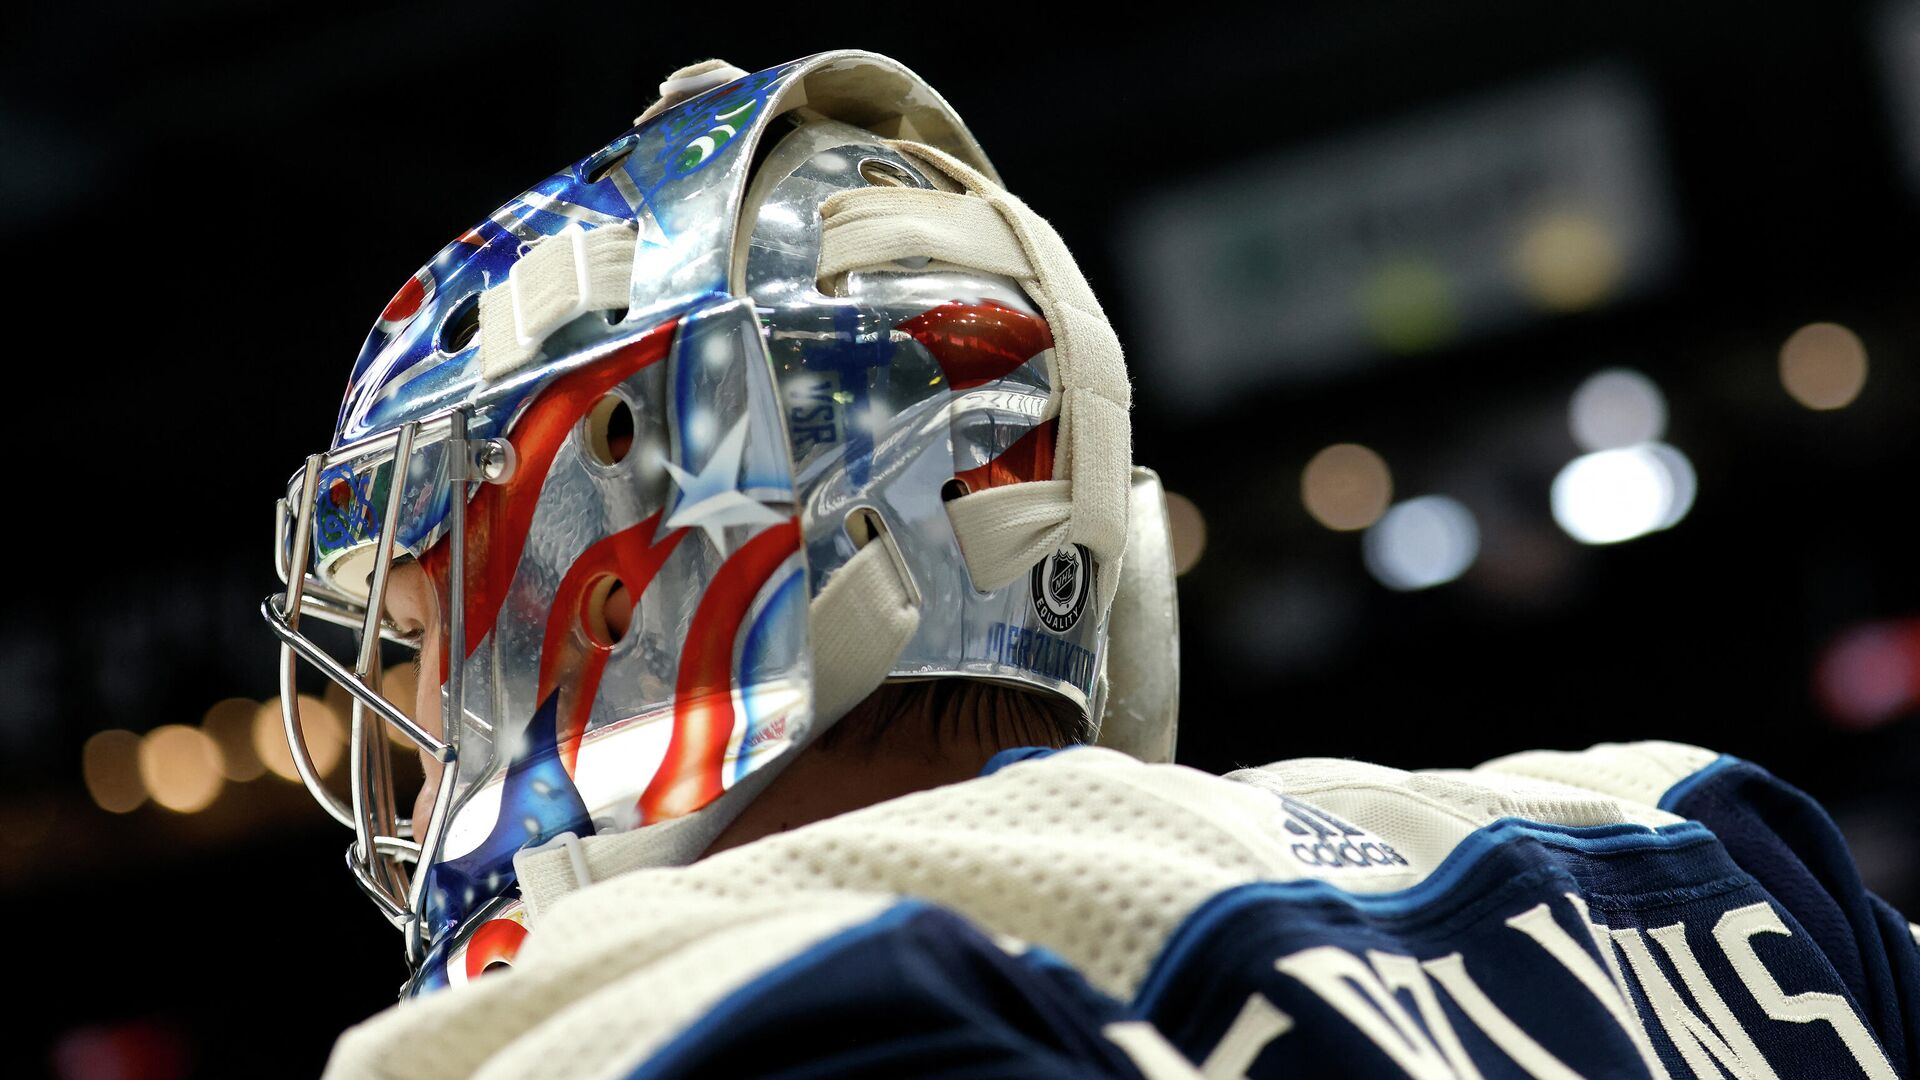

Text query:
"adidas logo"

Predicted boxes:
[[1273, 793, 1410, 871]]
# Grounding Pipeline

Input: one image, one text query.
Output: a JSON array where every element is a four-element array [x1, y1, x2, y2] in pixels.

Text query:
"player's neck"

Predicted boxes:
[[700, 724, 1011, 857]]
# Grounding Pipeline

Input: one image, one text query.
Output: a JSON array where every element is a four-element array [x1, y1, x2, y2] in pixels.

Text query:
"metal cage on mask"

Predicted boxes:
[[267, 409, 472, 954]]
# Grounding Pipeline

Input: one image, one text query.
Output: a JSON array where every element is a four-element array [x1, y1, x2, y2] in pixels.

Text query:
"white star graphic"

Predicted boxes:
[[662, 417, 786, 550]]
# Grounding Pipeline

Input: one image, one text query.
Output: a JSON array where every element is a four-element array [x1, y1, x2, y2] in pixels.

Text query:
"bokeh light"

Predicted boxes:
[[1643, 443, 1697, 530], [254, 695, 344, 783], [0, 800, 53, 852], [201, 697, 264, 782], [1363, 495, 1480, 591], [137, 725, 224, 814], [50, 1019, 191, 1080], [1357, 257, 1457, 353], [1779, 322, 1868, 410], [1302, 443, 1394, 531], [82, 730, 145, 815], [1551, 443, 1696, 544], [1569, 368, 1667, 451], [1816, 619, 1920, 731], [1163, 491, 1208, 576], [1512, 208, 1625, 312]]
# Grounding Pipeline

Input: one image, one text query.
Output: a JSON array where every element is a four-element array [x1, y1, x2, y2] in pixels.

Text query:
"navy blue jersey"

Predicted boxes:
[[1139, 817, 1903, 1077], [627, 903, 1157, 1080], [595, 752, 1914, 1078]]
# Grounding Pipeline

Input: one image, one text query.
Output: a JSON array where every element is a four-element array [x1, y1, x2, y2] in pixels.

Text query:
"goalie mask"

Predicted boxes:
[[263, 50, 1179, 996]]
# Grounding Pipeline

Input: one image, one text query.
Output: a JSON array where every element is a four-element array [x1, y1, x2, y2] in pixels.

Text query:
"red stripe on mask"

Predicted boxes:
[[423, 317, 678, 681], [896, 300, 1052, 390], [638, 520, 801, 822], [535, 512, 689, 777], [953, 418, 1057, 493]]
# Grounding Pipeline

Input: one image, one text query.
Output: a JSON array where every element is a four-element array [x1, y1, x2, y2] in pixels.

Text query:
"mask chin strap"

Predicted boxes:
[[808, 523, 923, 728]]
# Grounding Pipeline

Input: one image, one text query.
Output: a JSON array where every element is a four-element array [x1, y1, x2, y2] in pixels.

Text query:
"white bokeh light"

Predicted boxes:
[[1569, 368, 1666, 451], [1551, 443, 1696, 544], [1363, 495, 1480, 591], [1644, 442, 1697, 529]]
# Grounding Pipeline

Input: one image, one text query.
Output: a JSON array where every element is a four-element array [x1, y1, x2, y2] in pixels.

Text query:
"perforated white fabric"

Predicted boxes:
[[330, 895, 892, 1080], [325, 742, 1720, 1078], [1473, 741, 1720, 811]]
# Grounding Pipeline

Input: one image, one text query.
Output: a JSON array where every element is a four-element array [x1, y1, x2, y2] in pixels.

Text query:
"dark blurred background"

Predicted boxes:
[[5, 2, 1919, 1075]]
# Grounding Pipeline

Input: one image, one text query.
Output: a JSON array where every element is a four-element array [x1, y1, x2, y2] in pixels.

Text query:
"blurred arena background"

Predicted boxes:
[[5, 2, 1919, 1075]]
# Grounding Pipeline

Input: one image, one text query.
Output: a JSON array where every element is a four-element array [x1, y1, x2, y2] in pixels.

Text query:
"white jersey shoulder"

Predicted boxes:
[[324, 741, 1722, 1079]]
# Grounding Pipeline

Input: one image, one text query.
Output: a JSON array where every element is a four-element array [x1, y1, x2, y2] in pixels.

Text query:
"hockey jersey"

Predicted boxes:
[[325, 743, 1920, 1078]]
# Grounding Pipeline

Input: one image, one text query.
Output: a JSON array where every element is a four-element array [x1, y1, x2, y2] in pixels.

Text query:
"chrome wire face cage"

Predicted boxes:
[[264, 409, 489, 959]]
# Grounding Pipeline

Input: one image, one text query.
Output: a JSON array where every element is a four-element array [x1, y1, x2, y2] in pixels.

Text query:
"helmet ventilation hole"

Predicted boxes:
[[940, 478, 970, 503], [481, 959, 513, 976], [583, 140, 636, 185], [858, 158, 916, 188], [583, 394, 635, 466], [439, 294, 481, 355], [582, 575, 631, 647], [845, 507, 887, 549]]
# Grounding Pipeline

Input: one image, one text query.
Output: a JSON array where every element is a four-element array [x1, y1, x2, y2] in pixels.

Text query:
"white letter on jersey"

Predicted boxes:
[[1275, 947, 1457, 1080], [1370, 951, 1484, 1080], [1712, 903, 1896, 1080], [1613, 926, 1778, 1079], [1198, 994, 1293, 1080], [1104, 1021, 1207, 1079], [1275, 947, 1580, 1079], [1420, 954, 1582, 1080], [1507, 900, 1669, 1078]]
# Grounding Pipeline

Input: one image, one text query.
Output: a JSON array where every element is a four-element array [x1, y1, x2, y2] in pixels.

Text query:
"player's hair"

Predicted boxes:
[[818, 679, 1090, 756]]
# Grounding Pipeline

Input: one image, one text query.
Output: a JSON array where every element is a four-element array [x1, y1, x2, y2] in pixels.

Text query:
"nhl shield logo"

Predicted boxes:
[[1030, 544, 1094, 633]]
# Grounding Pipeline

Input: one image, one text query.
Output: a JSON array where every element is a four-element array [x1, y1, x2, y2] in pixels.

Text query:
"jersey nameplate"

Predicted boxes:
[[1194, 892, 1896, 1079]]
